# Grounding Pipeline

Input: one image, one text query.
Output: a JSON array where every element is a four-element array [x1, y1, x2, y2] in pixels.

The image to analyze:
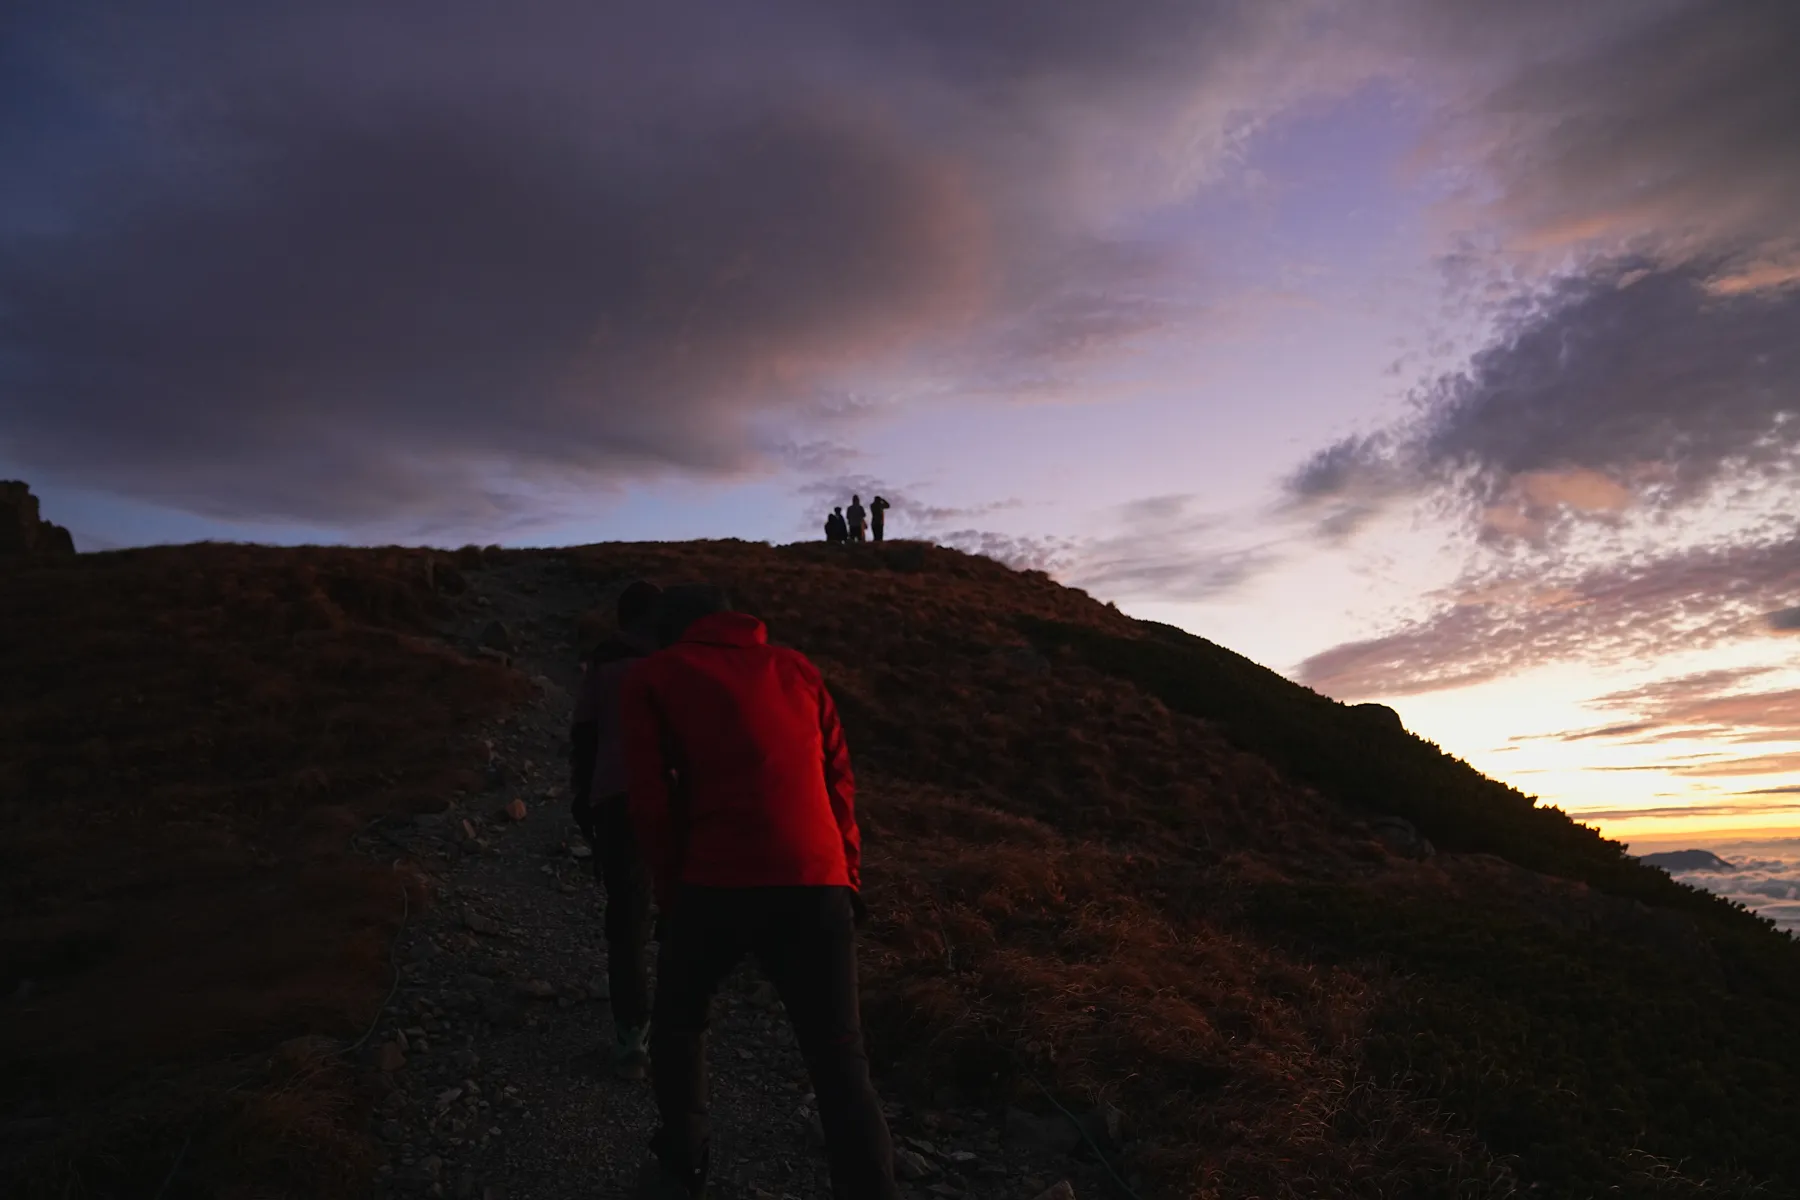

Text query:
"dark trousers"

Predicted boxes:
[[871, 522, 883, 543], [650, 885, 899, 1200], [591, 793, 653, 1032]]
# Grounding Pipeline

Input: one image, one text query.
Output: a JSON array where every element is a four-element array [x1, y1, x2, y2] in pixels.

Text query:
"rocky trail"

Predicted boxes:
[[357, 556, 1112, 1200]]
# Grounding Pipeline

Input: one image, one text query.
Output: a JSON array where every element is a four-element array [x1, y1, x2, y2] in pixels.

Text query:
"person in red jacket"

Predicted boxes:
[[621, 584, 897, 1200]]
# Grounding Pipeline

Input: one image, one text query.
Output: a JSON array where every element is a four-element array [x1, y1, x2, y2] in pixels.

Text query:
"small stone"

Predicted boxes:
[[948, 1151, 978, 1164], [502, 798, 528, 822], [570, 844, 592, 860], [462, 909, 502, 936], [436, 1088, 463, 1109], [376, 1041, 407, 1072], [895, 1150, 935, 1181]]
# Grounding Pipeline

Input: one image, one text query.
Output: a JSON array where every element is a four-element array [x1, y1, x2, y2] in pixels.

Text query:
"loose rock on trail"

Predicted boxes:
[[358, 555, 1100, 1200]]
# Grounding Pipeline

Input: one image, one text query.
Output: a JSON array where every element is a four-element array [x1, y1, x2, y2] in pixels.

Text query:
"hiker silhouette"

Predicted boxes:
[[846, 495, 867, 544], [568, 579, 662, 1080], [869, 495, 889, 543], [824, 507, 848, 545]]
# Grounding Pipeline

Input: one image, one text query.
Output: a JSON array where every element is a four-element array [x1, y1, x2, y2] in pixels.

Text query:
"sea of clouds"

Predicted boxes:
[[1657, 839, 1800, 935]]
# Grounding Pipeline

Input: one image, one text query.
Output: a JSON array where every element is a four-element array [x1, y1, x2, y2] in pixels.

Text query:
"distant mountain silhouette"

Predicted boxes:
[[1639, 848, 1737, 872]]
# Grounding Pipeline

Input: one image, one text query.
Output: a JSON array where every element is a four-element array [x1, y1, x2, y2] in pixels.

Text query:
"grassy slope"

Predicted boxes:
[[1020, 616, 1800, 1193], [556, 541, 1800, 1199], [1, 544, 523, 1197], [6, 538, 1798, 1198]]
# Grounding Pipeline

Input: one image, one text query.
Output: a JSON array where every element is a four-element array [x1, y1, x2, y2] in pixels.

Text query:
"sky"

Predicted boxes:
[[5, 1, 1800, 857]]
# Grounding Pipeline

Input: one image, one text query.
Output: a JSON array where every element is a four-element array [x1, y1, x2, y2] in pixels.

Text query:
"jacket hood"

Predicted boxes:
[[678, 611, 768, 648]]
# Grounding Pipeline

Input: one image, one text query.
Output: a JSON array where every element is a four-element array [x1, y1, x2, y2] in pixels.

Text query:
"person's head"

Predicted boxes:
[[615, 579, 662, 634], [654, 583, 733, 647], [852, 494, 860, 504], [834, 506, 843, 514]]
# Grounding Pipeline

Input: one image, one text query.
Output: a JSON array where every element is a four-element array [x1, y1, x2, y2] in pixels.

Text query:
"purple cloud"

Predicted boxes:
[[0, 0, 1345, 529]]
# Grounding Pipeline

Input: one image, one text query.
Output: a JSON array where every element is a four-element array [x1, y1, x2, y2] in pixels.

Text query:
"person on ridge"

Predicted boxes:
[[824, 506, 848, 545], [621, 584, 899, 1200], [845, 494, 867, 544], [869, 495, 890, 543], [568, 579, 663, 1080]]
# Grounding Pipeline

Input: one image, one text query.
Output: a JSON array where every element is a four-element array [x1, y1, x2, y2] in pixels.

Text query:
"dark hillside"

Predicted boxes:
[[1018, 617, 1778, 929], [1, 544, 524, 1196], [5, 536, 1798, 1199], [551, 540, 1800, 1198]]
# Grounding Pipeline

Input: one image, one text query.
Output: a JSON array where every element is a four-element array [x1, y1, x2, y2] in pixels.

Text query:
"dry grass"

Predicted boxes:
[[549, 540, 1514, 1197], [852, 785, 1514, 1199], [9, 536, 1785, 1197], [0, 544, 525, 1197]]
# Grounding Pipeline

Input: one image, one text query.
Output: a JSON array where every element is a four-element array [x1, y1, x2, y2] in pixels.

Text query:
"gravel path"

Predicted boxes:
[[362, 555, 1104, 1200]]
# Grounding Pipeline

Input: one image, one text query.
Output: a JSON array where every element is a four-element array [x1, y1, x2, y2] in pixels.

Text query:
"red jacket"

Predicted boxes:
[[620, 611, 860, 902]]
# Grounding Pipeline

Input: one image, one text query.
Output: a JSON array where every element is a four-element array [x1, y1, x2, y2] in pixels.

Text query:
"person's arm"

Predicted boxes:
[[818, 679, 861, 892], [569, 721, 598, 842], [569, 656, 603, 841], [622, 665, 677, 906]]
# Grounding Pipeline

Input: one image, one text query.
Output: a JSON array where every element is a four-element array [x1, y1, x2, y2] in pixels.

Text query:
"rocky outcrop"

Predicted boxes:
[[0, 481, 75, 561], [1351, 702, 1405, 732]]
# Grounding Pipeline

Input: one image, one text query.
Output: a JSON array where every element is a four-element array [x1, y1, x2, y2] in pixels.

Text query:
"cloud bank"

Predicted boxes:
[[1652, 842, 1800, 935], [0, 0, 1368, 530], [1289, 2, 1800, 705]]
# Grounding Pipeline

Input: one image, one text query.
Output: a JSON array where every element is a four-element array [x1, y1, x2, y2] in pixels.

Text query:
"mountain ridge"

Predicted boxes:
[[3, 534, 1797, 1198]]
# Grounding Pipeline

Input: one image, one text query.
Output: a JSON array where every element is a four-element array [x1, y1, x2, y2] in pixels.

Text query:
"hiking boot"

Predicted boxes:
[[613, 1022, 651, 1081], [634, 1153, 707, 1199]]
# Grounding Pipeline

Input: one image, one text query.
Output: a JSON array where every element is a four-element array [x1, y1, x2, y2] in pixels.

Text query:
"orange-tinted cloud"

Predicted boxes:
[[1297, 536, 1800, 697]]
